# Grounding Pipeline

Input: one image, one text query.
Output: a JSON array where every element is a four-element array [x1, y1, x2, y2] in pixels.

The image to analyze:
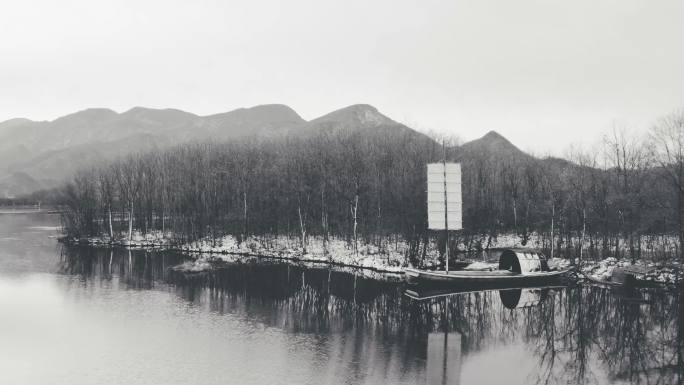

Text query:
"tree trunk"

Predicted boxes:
[[580, 208, 586, 263], [353, 194, 359, 255], [512, 198, 518, 229], [321, 187, 328, 254], [550, 202, 555, 259], [128, 201, 134, 241], [298, 204, 307, 254], [108, 205, 114, 240], [679, 187, 684, 263], [243, 190, 248, 240]]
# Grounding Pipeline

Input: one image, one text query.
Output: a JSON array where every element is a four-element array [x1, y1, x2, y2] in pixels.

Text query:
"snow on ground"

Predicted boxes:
[[547, 258, 572, 271], [577, 257, 682, 285], [583, 257, 622, 281], [62, 231, 683, 284], [178, 236, 407, 274], [64, 232, 410, 274]]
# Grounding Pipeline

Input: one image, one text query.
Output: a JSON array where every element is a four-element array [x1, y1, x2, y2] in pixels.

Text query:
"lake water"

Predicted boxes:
[[0, 212, 682, 385]]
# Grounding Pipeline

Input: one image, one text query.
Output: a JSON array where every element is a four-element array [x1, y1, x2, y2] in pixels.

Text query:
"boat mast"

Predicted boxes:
[[443, 140, 449, 273]]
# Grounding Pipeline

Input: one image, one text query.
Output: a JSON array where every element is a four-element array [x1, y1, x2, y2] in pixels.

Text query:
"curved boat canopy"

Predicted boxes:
[[498, 249, 550, 273]]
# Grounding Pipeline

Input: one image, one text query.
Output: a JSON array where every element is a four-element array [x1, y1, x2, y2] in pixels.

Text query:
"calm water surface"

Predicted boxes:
[[0, 212, 682, 385]]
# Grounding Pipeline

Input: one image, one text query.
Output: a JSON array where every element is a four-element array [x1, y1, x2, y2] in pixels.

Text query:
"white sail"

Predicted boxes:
[[427, 163, 462, 230]]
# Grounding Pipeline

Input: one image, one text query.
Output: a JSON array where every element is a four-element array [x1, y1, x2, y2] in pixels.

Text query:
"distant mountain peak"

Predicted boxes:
[[460, 130, 528, 160], [0, 117, 34, 125], [345, 104, 379, 112], [482, 130, 509, 142], [475, 130, 518, 149], [312, 104, 394, 127], [122, 106, 197, 116], [203, 104, 305, 130], [83, 107, 117, 114], [123, 106, 149, 114], [54, 108, 118, 123], [229, 104, 304, 123], [243, 103, 298, 113]]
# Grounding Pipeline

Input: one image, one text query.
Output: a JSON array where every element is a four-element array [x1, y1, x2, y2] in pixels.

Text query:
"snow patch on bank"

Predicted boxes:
[[576, 257, 682, 285], [178, 236, 406, 274]]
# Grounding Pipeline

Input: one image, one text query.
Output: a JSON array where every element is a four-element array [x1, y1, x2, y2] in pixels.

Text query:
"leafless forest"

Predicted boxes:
[[60, 110, 684, 264]]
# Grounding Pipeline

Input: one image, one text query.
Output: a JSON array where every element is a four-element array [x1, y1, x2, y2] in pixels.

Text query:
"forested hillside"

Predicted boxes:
[[0, 104, 304, 197], [59, 107, 684, 262]]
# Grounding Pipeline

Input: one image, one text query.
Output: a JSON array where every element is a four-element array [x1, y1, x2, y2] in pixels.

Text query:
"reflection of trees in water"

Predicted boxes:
[[406, 286, 682, 385], [530, 287, 683, 385], [58, 245, 187, 289], [174, 267, 683, 384], [169, 264, 410, 335], [409, 287, 682, 385], [591, 287, 683, 385], [169, 263, 427, 382], [58, 246, 683, 384]]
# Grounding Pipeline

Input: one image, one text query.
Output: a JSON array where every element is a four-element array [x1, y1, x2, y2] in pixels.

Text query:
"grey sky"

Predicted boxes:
[[1, 0, 682, 155]]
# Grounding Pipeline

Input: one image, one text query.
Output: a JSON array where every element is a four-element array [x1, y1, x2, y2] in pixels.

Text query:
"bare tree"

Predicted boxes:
[[650, 110, 684, 260]]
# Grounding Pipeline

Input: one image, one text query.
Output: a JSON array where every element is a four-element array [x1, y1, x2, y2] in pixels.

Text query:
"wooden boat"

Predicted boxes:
[[405, 267, 570, 284], [405, 248, 573, 286], [419, 162, 572, 286]]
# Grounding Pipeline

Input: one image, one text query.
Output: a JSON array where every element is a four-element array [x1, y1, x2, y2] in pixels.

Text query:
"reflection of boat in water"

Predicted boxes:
[[498, 288, 549, 309], [405, 284, 562, 309], [405, 249, 572, 286]]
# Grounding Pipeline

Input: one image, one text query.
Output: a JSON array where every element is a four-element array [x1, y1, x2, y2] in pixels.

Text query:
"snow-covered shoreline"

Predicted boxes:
[[60, 230, 683, 285], [577, 257, 681, 285], [61, 232, 409, 274]]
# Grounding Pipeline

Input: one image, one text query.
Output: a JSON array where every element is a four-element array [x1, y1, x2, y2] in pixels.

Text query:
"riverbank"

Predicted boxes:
[[62, 232, 408, 274], [578, 257, 682, 286], [61, 232, 409, 273], [59, 231, 556, 274], [59, 231, 684, 285]]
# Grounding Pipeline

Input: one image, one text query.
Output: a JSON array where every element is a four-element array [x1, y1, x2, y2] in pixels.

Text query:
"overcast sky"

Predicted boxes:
[[1, 0, 683, 155]]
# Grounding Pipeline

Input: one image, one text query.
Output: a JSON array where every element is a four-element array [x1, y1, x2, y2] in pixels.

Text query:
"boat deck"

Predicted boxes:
[[405, 267, 571, 284]]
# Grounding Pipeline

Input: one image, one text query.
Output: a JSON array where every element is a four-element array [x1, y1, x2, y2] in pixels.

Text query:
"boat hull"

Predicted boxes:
[[405, 267, 572, 287]]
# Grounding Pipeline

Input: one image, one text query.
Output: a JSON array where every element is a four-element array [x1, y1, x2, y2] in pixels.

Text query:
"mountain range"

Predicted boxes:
[[0, 104, 527, 198]]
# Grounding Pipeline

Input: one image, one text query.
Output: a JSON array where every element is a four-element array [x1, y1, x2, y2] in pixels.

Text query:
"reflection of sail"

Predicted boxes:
[[427, 332, 462, 385], [499, 288, 549, 309]]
